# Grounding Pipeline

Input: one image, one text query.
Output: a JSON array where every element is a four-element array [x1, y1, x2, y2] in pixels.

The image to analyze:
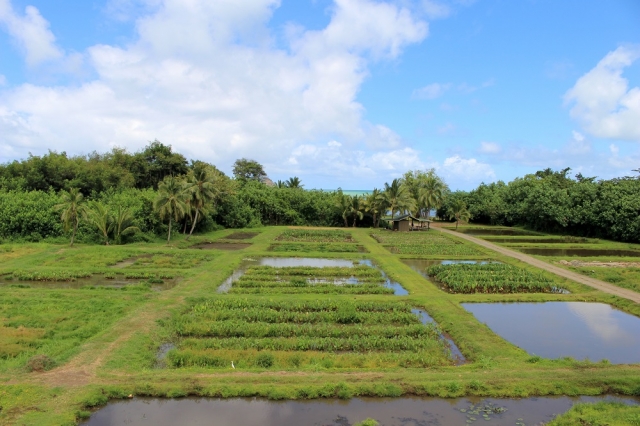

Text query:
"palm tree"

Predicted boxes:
[[276, 180, 286, 188], [381, 179, 415, 220], [334, 190, 351, 227], [349, 195, 364, 227], [362, 188, 384, 228], [285, 176, 303, 189], [419, 176, 445, 219], [154, 176, 188, 243], [184, 164, 217, 240], [113, 205, 141, 244], [55, 188, 87, 246], [86, 201, 113, 245], [448, 199, 471, 230]]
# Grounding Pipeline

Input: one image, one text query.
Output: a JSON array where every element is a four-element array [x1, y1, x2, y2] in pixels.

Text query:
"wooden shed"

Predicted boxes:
[[385, 214, 432, 232]]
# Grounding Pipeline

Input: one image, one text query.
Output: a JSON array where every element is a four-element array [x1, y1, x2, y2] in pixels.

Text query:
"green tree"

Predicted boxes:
[[154, 176, 188, 243], [285, 176, 303, 189], [448, 199, 471, 230], [349, 195, 364, 227], [334, 190, 352, 227], [362, 188, 384, 228], [381, 178, 415, 219], [130, 140, 189, 190], [419, 173, 446, 219], [232, 158, 266, 182], [184, 162, 218, 239], [86, 201, 113, 245], [55, 188, 87, 246], [113, 205, 141, 244]]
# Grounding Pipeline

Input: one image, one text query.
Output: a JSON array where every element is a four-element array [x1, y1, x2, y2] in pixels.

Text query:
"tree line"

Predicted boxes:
[[1, 142, 638, 244]]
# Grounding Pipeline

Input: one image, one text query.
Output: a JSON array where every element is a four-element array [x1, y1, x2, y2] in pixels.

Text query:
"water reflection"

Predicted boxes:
[[518, 248, 640, 257], [402, 259, 495, 279], [217, 258, 408, 295], [83, 395, 640, 426], [462, 302, 640, 363], [411, 309, 466, 364]]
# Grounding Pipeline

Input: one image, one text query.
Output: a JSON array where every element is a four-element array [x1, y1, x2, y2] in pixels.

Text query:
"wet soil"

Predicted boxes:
[[558, 259, 640, 268], [518, 248, 640, 257], [194, 242, 252, 250], [225, 232, 259, 240]]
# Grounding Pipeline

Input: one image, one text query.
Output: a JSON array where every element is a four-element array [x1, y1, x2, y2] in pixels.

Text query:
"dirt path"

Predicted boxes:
[[437, 228, 640, 304]]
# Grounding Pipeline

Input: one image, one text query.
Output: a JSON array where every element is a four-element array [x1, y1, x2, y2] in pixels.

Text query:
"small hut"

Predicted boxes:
[[385, 213, 432, 231]]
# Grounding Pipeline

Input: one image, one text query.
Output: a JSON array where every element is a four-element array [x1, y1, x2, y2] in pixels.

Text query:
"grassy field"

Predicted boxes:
[[0, 226, 639, 425]]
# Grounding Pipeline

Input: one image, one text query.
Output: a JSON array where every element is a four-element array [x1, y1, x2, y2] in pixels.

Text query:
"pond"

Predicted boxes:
[[462, 302, 640, 364], [517, 248, 640, 257], [82, 395, 640, 426], [218, 258, 408, 295], [412, 309, 466, 364]]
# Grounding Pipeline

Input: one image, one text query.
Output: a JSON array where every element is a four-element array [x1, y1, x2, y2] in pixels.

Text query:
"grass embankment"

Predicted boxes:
[[0, 226, 639, 425]]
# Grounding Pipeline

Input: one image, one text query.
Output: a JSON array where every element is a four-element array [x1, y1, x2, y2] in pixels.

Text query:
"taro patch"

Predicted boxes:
[[164, 298, 450, 369], [276, 229, 356, 243], [371, 231, 484, 257], [426, 263, 564, 294], [268, 243, 366, 253]]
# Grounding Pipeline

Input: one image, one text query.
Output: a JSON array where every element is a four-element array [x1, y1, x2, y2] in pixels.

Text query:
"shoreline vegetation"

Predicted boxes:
[[1, 145, 639, 425]]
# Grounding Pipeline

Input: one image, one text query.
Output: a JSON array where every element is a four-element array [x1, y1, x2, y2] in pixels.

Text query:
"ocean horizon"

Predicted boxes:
[[320, 189, 373, 196]]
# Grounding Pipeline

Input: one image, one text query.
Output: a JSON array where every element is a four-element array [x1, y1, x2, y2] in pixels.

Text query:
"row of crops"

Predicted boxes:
[[164, 299, 450, 369], [276, 229, 356, 243], [371, 232, 484, 256], [269, 243, 364, 253], [227, 265, 394, 295], [426, 263, 562, 294]]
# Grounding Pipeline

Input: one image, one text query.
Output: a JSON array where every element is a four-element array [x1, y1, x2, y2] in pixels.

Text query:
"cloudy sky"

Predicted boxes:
[[1, 0, 639, 190]]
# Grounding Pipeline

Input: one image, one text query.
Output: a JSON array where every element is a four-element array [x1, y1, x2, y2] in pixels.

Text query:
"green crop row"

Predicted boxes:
[[426, 263, 561, 294], [371, 232, 456, 245], [3, 270, 92, 282], [243, 265, 381, 278], [276, 229, 356, 243], [179, 334, 442, 352], [387, 244, 483, 256], [268, 243, 362, 253], [228, 284, 394, 295], [173, 321, 438, 339], [187, 298, 415, 314]]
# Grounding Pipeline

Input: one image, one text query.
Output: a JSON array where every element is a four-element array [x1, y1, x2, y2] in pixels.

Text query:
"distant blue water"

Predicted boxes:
[[322, 189, 373, 196]]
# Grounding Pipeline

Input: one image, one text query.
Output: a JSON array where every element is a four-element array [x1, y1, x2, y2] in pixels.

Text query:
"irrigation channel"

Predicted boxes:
[[83, 395, 640, 425]]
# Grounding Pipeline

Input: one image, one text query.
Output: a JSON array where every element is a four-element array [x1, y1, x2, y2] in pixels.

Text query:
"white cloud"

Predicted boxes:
[[609, 144, 619, 155], [438, 155, 495, 183], [0, 0, 429, 178], [421, 0, 451, 20], [0, 74, 6, 86], [412, 82, 451, 99], [0, 1, 63, 66], [479, 141, 501, 154], [564, 45, 640, 141]]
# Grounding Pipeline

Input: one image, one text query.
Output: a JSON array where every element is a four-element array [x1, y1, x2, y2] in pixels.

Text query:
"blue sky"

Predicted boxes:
[[1, 0, 639, 190]]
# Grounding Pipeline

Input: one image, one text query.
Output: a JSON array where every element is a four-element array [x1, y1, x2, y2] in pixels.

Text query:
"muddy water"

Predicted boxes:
[[218, 258, 408, 295], [518, 248, 640, 257], [411, 309, 466, 364], [83, 395, 640, 426], [0, 275, 176, 291], [463, 302, 640, 364], [225, 232, 259, 240], [194, 243, 251, 250]]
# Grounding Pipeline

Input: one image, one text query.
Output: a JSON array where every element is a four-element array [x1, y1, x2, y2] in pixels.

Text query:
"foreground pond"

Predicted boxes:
[[83, 395, 640, 426], [517, 248, 640, 257], [218, 258, 408, 295], [462, 302, 640, 364]]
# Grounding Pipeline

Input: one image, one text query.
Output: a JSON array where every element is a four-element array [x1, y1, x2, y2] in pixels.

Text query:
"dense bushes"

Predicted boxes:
[[439, 169, 640, 243]]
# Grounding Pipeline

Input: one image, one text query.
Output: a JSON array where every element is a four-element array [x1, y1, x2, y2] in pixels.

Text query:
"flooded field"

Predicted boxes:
[[412, 309, 466, 364], [518, 248, 640, 257], [225, 232, 260, 239], [462, 302, 640, 363], [83, 395, 640, 426], [218, 258, 408, 295], [402, 259, 494, 278], [0, 274, 177, 290]]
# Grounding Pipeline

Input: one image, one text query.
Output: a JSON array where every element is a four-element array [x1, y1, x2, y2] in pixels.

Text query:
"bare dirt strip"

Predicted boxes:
[[437, 227, 640, 304]]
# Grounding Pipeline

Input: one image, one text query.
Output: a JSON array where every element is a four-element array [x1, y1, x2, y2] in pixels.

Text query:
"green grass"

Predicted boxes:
[[2, 225, 640, 425], [0, 290, 150, 372], [548, 401, 640, 425]]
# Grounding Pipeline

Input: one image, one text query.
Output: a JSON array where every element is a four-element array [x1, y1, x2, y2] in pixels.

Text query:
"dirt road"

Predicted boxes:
[[437, 227, 640, 304]]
